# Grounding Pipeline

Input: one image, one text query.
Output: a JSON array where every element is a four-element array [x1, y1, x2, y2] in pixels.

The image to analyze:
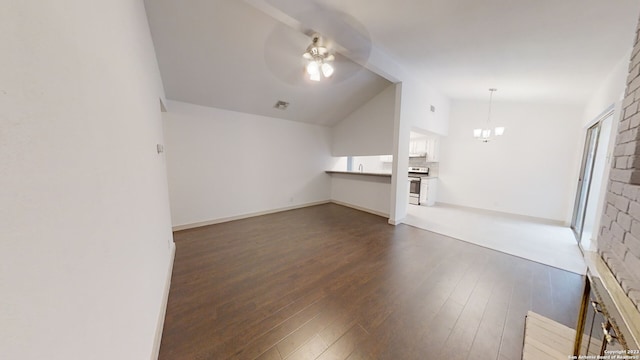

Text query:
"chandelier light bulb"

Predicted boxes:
[[473, 88, 505, 142]]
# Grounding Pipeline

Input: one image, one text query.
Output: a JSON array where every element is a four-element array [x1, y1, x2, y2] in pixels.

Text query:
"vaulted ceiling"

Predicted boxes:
[[145, 0, 640, 125]]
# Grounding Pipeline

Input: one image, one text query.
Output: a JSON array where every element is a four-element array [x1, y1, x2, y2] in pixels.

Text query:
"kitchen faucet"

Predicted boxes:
[[358, 164, 363, 173]]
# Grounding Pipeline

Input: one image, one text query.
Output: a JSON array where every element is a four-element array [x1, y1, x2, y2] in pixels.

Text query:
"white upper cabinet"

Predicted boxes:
[[409, 139, 427, 157], [409, 133, 439, 162], [425, 135, 439, 162]]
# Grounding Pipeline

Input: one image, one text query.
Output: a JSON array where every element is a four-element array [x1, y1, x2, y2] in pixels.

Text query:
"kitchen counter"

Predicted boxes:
[[325, 170, 392, 178], [326, 171, 438, 179]]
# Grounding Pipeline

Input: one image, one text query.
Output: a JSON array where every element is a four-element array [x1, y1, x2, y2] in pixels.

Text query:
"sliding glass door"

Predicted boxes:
[[571, 122, 601, 242]]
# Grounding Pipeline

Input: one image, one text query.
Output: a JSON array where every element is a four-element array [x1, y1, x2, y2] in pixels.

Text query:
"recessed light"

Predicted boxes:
[[274, 100, 289, 110]]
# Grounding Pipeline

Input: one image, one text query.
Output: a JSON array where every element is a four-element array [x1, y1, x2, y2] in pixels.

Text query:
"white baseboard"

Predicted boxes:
[[171, 200, 395, 232], [172, 200, 331, 231], [435, 202, 565, 226], [151, 241, 175, 360], [329, 200, 390, 219], [388, 217, 405, 225]]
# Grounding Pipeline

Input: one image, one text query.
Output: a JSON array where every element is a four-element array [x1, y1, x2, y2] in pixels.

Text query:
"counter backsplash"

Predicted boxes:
[[409, 156, 431, 167], [409, 158, 439, 176]]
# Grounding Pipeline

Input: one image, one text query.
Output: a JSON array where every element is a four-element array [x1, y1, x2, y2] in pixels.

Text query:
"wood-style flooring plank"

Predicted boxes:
[[255, 347, 282, 360], [496, 256, 534, 360], [284, 334, 327, 360], [466, 256, 520, 359], [316, 324, 368, 360], [158, 203, 585, 360]]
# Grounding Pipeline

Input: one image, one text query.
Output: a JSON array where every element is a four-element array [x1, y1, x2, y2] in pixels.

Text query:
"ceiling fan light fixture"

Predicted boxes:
[[303, 34, 334, 81]]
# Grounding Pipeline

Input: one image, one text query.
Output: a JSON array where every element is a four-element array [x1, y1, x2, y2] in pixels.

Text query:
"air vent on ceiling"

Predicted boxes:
[[274, 100, 289, 110]]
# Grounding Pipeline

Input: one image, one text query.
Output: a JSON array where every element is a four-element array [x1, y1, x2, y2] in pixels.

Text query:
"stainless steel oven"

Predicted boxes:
[[408, 167, 429, 205], [409, 177, 421, 205]]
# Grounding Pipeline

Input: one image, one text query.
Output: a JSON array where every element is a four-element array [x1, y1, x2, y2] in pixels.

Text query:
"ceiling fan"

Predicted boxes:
[[302, 34, 335, 81], [248, 0, 373, 86]]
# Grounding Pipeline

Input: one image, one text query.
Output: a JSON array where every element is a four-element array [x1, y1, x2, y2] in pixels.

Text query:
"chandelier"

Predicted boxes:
[[303, 34, 334, 81], [473, 88, 505, 142]]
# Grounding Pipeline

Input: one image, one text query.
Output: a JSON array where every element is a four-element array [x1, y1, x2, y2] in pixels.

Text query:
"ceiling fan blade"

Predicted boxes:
[[246, 0, 372, 69], [263, 24, 310, 86], [263, 21, 363, 86]]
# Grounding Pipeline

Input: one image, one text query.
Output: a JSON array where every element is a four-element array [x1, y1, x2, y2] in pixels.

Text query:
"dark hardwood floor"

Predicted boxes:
[[159, 203, 584, 360]]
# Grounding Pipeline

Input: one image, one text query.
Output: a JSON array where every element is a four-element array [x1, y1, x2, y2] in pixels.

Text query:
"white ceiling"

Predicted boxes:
[[323, 0, 640, 102], [144, 0, 392, 126], [145, 0, 640, 125]]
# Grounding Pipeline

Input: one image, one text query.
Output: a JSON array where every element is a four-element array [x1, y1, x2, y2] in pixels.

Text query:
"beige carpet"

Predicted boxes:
[[405, 203, 586, 274]]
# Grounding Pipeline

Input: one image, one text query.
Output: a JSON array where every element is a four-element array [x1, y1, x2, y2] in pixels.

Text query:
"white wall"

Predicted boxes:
[[352, 44, 452, 224], [351, 156, 393, 173], [439, 100, 584, 221], [332, 84, 396, 156], [578, 51, 630, 249], [0, 1, 174, 359], [389, 80, 451, 224], [329, 83, 398, 218], [401, 79, 451, 136], [163, 101, 334, 228], [330, 175, 392, 217], [582, 54, 629, 124]]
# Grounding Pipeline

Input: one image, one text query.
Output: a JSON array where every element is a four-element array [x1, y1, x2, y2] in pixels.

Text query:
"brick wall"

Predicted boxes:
[[598, 17, 640, 312]]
